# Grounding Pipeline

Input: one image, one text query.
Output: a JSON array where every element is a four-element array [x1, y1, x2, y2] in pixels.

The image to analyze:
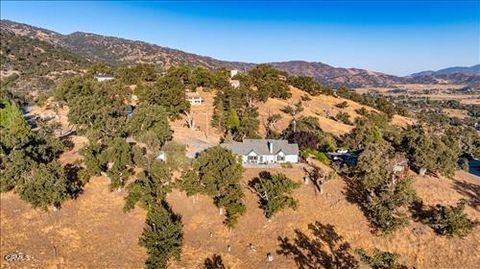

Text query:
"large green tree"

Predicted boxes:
[[124, 160, 172, 212], [99, 137, 134, 190], [180, 146, 246, 227], [140, 202, 183, 269], [127, 104, 173, 150], [249, 171, 300, 218], [0, 98, 31, 151], [16, 161, 68, 211], [348, 142, 418, 233], [401, 125, 458, 177], [139, 69, 190, 119], [248, 64, 291, 101]]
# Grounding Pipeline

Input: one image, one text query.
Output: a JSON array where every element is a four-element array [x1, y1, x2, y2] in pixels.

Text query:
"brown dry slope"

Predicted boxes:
[[257, 86, 413, 137], [0, 176, 147, 269], [1, 165, 479, 268], [167, 168, 480, 269]]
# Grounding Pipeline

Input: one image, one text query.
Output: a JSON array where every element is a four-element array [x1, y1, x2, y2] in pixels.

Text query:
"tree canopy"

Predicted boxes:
[[140, 202, 183, 269], [249, 171, 300, 218], [181, 146, 246, 227]]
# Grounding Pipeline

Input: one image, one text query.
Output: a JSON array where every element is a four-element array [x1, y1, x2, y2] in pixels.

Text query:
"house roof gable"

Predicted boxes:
[[221, 139, 298, 156]]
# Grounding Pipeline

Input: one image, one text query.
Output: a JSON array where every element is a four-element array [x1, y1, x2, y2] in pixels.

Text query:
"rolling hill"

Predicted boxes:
[[1, 19, 479, 91], [411, 64, 480, 77]]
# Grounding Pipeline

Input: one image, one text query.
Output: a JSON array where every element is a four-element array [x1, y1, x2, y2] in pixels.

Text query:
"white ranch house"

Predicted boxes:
[[221, 139, 299, 165]]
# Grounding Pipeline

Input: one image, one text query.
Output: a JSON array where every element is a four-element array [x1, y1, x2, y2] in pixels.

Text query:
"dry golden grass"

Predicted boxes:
[[2, 166, 478, 268], [0, 176, 147, 269], [443, 108, 470, 119]]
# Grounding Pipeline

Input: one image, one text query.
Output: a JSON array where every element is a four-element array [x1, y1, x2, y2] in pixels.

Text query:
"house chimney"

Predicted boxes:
[[268, 141, 273, 153]]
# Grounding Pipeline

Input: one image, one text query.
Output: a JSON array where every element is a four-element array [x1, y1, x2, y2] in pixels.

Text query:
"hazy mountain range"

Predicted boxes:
[[1, 19, 479, 89], [410, 65, 480, 77]]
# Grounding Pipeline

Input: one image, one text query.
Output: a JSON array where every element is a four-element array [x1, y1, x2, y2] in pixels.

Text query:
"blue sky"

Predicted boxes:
[[1, 1, 479, 76]]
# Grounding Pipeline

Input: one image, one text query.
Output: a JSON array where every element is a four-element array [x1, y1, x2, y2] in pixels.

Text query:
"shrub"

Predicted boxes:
[[425, 200, 479, 237], [336, 112, 352, 125], [288, 131, 320, 150], [356, 249, 408, 269], [35, 95, 48, 107], [281, 162, 293, 168], [300, 94, 312, 101], [314, 151, 331, 165], [335, 101, 349, 109]]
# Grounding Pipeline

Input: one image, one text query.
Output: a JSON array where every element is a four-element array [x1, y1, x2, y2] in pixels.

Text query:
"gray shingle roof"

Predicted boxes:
[[221, 139, 298, 156]]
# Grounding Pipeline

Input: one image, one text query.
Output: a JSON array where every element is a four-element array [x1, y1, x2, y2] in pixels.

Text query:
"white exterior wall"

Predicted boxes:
[[240, 153, 298, 164], [284, 154, 298, 163], [262, 155, 275, 163]]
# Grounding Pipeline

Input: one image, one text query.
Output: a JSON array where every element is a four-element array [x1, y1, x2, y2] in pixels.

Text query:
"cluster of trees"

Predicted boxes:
[[181, 146, 246, 227], [344, 111, 470, 177], [243, 64, 291, 101], [341, 108, 479, 234], [393, 96, 479, 126], [212, 64, 296, 140], [400, 126, 459, 177], [336, 88, 408, 118], [348, 142, 418, 233], [55, 66, 191, 268], [288, 75, 331, 96], [284, 116, 337, 162], [211, 81, 260, 141], [0, 97, 85, 210]]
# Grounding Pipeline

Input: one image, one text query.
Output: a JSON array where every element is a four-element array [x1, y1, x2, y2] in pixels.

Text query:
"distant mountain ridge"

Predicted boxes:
[[1, 19, 479, 88], [410, 64, 480, 77]]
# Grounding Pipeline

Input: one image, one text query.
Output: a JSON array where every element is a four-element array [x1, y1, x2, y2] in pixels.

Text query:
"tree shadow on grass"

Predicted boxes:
[[341, 176, 379, 233], [203, 254, 226, 269], [452, 180, 480, 211], [277, 222, 358, 269], [64, 163, 87, 199]]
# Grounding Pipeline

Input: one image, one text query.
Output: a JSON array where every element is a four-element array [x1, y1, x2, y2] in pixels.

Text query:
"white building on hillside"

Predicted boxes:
[[186, 92, 203, 105], [221, 139, 299, 165]]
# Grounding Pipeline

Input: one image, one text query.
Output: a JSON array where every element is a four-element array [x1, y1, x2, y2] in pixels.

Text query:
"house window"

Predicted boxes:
[[247, 155, 258, 163], [277, 155, 285, 162]]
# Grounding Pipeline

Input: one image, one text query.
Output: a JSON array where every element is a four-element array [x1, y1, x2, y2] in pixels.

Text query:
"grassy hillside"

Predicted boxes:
[[0, 29, 91, 95]]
